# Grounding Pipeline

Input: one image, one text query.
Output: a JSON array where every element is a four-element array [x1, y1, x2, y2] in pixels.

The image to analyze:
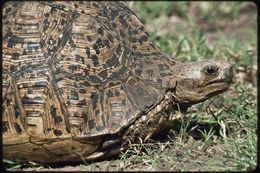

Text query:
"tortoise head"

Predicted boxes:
[[170, 59, 233, 106]]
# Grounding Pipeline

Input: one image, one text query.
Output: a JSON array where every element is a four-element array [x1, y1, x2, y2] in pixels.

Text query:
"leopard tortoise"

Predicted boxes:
[[2, 1, 232, 163]]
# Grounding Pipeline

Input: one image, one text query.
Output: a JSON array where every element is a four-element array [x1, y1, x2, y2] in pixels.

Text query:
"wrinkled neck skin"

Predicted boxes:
[[163, 91, 190, 113]]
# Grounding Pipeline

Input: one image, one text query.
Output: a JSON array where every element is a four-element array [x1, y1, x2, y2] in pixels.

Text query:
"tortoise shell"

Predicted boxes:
[[2, 1, 232, 163], [2, 1, 183, 162]]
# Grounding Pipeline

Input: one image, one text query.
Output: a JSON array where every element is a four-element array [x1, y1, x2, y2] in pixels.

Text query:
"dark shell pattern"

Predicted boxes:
[[2, 1, 182, 146]]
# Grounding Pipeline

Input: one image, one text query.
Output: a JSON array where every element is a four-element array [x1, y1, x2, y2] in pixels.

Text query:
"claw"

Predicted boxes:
[[144, 131, 153, 142], [84, 152, 104, 160]]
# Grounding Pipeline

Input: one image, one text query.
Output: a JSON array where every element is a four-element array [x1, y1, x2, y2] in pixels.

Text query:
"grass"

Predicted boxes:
[[4, 1, 257, 171], [116, 1, 257, 171]]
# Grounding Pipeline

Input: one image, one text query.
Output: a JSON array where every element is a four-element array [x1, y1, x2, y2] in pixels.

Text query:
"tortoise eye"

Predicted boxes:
[[205, 66, 218, 75]]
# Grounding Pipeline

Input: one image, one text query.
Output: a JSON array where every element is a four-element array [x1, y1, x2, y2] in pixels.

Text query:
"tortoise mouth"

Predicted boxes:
[[207, 78, 232, 86], [205, 80, 231, 97]]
